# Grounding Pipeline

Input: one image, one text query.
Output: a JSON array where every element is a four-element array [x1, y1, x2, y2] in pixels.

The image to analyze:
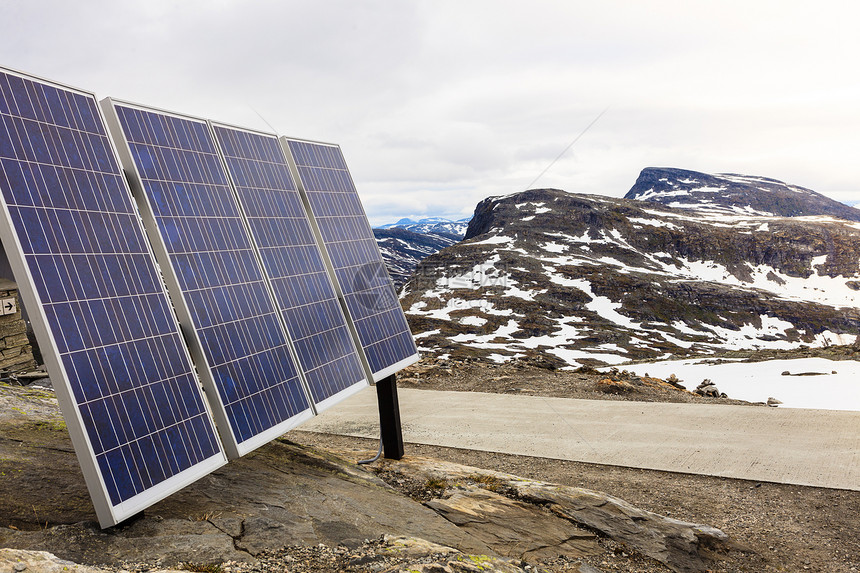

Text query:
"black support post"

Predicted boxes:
[[376, 374, 404, 460]]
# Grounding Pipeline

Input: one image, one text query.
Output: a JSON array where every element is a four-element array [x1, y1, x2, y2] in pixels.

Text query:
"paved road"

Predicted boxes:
[[302, 387, 860, 491]]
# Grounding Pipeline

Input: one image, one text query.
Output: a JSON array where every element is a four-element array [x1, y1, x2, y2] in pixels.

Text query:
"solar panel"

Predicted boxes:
[[101, 101, 313, 458], [211, 124, 368, 410], [281, 138, 419, 381], [0, 67, 226, 527]]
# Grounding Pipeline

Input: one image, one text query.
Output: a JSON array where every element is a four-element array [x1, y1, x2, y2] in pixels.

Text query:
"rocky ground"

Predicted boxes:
[[394, 358, 757, 406], [2, 356, 858, 573], [291, 432, 860, 573]]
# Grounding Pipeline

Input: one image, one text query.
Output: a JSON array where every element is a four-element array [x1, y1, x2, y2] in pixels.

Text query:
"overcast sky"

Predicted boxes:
[[2, 0, 858, 225]]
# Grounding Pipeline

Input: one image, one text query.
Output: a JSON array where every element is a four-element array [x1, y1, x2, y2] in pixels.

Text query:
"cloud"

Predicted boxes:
[[2, 0, 858, 224]]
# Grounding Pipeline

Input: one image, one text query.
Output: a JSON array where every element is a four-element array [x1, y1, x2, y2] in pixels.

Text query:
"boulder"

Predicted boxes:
[[695, 380, 720, 398], [596, 378, 635, 394]]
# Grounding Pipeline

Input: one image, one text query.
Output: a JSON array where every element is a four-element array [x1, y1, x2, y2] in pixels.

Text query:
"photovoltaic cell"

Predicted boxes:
[[102, 101, 312, 457], [0, 68, 226, 527], [282, 138, 418, 381], [212, 125, 367, 409]]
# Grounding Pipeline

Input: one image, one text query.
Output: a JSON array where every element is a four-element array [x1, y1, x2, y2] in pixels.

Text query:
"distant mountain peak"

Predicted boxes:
[[376, 216, 472, 238], [626, 167, 860, 221], [373, 227, 458, 288]]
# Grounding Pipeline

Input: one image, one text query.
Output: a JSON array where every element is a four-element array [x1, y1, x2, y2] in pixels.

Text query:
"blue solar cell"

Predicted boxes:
[[0, 68, 226, 527], [211, 125, 367, 408], [282, 139, 418, 380], [103, 102, 313, 456]]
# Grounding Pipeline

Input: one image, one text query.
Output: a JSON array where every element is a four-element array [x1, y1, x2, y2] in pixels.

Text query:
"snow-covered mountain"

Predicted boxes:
[[627, 167, 860, 221], [377, 216, 472, 238], [373, 228, 458, 288], [373, 216, 471, 288], [401, 175, 860, 368]]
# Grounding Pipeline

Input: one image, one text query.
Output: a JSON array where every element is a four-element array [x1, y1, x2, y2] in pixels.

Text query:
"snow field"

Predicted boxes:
[[621, 358, 860, 411]]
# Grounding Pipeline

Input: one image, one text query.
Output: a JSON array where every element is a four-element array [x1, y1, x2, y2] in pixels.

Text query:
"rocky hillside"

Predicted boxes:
[[627, 167, 860, 221], [401, 182, 860, 367], [374, 228, 459, 288]]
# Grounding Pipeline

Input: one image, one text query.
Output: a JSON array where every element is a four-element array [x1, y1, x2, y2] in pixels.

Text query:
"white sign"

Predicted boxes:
[[1, 297, 16, 315]]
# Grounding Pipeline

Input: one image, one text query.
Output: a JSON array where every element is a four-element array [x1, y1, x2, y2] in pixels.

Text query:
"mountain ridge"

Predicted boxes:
[[377, 216, 471, 237], [626, 167, 860, 221], [402, 173, 860, 367]]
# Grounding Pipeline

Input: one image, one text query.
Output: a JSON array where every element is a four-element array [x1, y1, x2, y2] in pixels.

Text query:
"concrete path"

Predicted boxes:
[[302, 387, 860, 491]]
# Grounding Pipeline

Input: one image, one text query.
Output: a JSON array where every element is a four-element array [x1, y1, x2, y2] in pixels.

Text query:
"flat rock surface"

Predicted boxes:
[[388, 456, 734, 573], [425, 487, 600, 561], [1, 382, 742, 572], [0, 384, 491, 567], [301, 386, 860, 490]]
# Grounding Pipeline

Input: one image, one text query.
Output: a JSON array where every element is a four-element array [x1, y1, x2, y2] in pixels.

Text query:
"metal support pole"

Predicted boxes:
[[376, 374, 404, 460]]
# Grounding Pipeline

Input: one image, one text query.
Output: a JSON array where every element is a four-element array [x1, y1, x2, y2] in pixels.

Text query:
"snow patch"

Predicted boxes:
[[697, 315, 801, 351], [481, 302, 517, 316], [515, 201, 546, 210], [434, 255, 505, 291], [460, 315, 487, 327], [502, 277, 545, 300], [450, 319, 520, 344], [546, 230, 604, 244], [628, 217, 682, 231], [468, 234, 514, 246], [636, 188, 692, 200], [549, 348, 628, 367], [550, 276, 640, 329], [543, 242, 567, 253]]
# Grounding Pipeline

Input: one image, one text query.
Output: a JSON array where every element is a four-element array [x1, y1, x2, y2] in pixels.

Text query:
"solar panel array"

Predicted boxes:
[[0, 65, 419, 528], [211, 125, 367, 409], [282, 139, 419, 381], [0, 69, 226, 527], [102, 102, 313, 458]]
